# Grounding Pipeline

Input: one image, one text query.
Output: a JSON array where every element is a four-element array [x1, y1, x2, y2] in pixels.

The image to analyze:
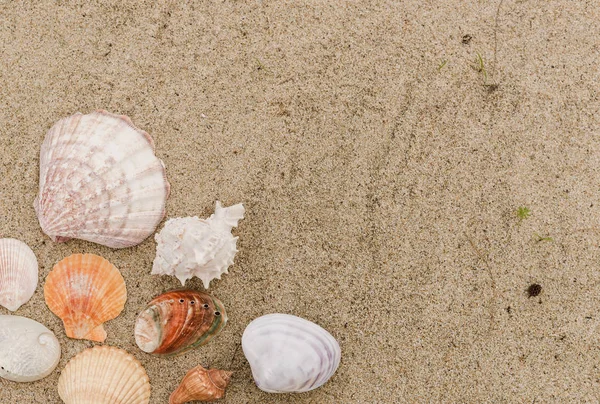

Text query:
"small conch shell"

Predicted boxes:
[[58, 345, 151, 404], [0, 315, 61, 382], [242, 313, 341, 393], [135, 290, 227, 356], [169, 365, 232, 403], [44, 253, 127, 342], [152, 201, 244, 288], [34, 110, 170, 249], [0, 238, 38, 311]]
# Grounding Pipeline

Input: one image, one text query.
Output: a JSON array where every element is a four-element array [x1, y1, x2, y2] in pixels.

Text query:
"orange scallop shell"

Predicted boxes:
[[44, 253, 127, 342], [170, 365, 232, 403]]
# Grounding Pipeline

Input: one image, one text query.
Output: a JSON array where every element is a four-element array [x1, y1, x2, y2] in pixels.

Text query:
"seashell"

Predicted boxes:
[[169, 365, 232, 403], [0, 238, 38, 311], [44, 253, 127, 342], [58, 345, 151, 404], [242, 313, 341, 393], [34, 110, 170, 249], [152, 201, 244, 288], [0, 315, 61, 382], [135, 290, 227, 356]]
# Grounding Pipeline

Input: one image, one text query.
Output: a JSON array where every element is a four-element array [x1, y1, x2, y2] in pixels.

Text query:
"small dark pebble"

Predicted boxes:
[[527, 283, 542, 297], [462, 34, 472, 44]]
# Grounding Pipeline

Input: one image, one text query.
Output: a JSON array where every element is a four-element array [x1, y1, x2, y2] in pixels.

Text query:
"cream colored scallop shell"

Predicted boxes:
[[0, 315, 61, 382], [0, 238, 38, 311], [58, 345, 151, 404], [34, 110, 170, 249], [152, 201, 244, 288]]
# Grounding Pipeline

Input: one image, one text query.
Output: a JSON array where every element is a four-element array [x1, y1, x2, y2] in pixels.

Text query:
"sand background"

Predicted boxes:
[[1, 0, 600, 402]]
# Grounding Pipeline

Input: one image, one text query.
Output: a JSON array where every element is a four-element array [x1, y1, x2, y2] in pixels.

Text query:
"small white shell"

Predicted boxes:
[[242, 313, 341, 393], [58, 345, 151, 404], [152, 201, 244, 288], [0, 315, 61, 382], [0, 238, 38, 311], [34, 110, 170, 249]]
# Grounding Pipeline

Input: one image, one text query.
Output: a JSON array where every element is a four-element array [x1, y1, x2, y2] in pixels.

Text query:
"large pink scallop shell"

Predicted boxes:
[[34, 111, 170, 248]]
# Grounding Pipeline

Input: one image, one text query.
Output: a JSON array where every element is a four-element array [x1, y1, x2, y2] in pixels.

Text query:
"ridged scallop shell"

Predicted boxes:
[[152, 201, 244, 288], [0, 315, 61, 382], [58, 345, 151, 404], [169, 365, 232, 403], [242, 313, 341, 393], [44, 253, 127, 342], [34, 110, 170, 249], [0, 238, 38, 311], [135, 290, 227, 356]]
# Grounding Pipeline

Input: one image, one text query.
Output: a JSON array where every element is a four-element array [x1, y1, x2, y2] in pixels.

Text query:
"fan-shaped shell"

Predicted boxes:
[[242, 313, 341, 393], [152, 201, 244, 288], [34, 110, 170, 249], [0, 238, 38, 311], [58, 345, 151, 404], [0, 315, 61, 382], [170, 365, 232, 403], [134, 290, 227, 356], [44, 253, 127, 342]]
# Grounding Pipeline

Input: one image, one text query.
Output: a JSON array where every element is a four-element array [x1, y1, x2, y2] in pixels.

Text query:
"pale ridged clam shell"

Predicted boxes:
[[242, 313, 341, 393], [152, 201, 244, 288], [0, 238, 38, 311], [58, 345, 151, 404], [0, 315, 61, 382], [135, 290, 227, 356], [34, 110, 170, 249], [44, 253, 127, 342], [169, 365, 232, 403]]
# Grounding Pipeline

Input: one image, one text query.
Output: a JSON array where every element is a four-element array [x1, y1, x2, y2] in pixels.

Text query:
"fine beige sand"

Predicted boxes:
[[1, 1, 600, 402]]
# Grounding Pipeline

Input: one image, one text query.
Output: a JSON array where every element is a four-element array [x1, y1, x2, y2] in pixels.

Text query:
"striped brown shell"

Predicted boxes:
[[134, 290, 227, 356]]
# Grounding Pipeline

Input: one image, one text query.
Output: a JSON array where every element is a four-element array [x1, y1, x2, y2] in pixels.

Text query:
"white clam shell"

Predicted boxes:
[[242, 313, 341, 393], [0, 315, 61, 382], [152, 201, 244, 288], [0, 238, 38, 311], [34, 110, 170, 249], [58, 345, 151, 404]]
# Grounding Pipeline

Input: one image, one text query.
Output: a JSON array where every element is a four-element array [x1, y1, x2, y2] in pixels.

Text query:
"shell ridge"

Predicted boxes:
[[0, 239, 38, 311], [39, 114, 82, 191], [38, 156, 109, 233], [41, 112, 100, 210], [46, 143, 166, 224], [59, 346, 150, 404]]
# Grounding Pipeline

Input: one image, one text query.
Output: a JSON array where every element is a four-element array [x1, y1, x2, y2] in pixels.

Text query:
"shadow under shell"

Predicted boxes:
[[134, 290, 227, 356]]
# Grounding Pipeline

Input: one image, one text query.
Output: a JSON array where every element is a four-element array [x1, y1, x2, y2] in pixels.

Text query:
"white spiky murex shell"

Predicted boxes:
[[242, 313, 341, 393], [0, 238, 38, 311], [34, 110, 170, 249], [0, 315, 61, 382], [58, 345, 151, 404], [152, 201, 244, 288]]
